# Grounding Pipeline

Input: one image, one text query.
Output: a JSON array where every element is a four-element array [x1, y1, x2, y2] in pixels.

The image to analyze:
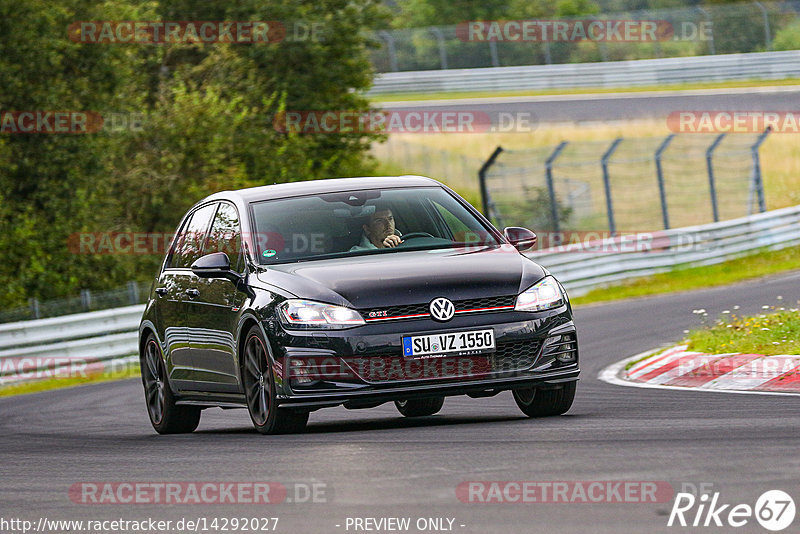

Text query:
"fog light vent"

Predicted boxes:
[[543, 333, 577, 363]]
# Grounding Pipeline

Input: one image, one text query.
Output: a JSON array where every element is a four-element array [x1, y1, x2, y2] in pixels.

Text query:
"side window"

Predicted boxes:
[[169, 203, 217, 269], [205, 202, 244, 273]]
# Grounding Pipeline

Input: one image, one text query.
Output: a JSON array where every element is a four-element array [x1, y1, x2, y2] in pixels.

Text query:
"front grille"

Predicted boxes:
[[489, 339, 542, 372], [362, 295, 516, 322], [457, 295, 516, 311], [363, 303, 429, 320]]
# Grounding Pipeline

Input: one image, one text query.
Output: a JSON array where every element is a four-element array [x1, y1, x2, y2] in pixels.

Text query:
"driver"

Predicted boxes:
[[350, 205, 402, 251]]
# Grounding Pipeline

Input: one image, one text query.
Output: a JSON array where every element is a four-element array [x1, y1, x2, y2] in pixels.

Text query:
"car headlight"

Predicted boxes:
[[278, 299, 365, 329], [515, 276, 565, 312]]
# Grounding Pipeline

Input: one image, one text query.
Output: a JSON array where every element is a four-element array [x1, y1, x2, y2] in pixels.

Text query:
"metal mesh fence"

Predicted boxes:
[[372, 0, 800, 72], [371, 138, 486, 198], [0, 280, 151, 324], [482, 133, 768, 234]]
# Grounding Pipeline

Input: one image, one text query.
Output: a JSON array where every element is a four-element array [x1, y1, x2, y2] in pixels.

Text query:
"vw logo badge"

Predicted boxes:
[[429, 297, 455, 322]]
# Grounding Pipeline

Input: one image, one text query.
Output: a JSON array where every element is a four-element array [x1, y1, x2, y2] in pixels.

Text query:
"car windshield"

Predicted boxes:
[[250, 186, 500, 264]]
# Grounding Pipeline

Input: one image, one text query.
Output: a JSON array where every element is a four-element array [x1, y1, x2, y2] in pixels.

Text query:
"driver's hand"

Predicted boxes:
[[382, 235, 402, 248]]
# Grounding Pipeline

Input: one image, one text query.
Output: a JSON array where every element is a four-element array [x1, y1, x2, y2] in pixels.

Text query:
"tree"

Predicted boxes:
[[0, 0, 389, 308]]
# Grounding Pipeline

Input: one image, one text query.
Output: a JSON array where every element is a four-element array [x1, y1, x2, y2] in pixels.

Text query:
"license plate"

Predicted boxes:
[[402, 329, 495, 357]]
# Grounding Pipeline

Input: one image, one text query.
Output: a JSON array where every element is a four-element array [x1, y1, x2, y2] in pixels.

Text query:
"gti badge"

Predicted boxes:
[[429, 297, 455, 322]]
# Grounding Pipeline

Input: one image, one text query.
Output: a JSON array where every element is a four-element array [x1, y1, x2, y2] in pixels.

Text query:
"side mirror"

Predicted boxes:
[[503, 227, 537, 251], [191, 252, 239, 282]]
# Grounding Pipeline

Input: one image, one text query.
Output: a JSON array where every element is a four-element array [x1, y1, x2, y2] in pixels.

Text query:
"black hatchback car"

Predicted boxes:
[[139, 176, 579, 434]]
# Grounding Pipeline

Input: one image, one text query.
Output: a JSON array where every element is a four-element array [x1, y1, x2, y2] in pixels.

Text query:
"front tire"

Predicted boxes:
[[512, 382, 576, 417], [242, 326, 308, 435], [140, 335, 201, 434], [395, 397, 445, 417]]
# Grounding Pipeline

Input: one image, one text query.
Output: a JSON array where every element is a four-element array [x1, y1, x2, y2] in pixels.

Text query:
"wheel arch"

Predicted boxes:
[[235, 314, 270, 373], [138, 321, 162, 361], [235, 313, 284, 395]]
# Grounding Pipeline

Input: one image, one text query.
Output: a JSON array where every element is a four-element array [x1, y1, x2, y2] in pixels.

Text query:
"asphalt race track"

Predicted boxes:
[[2, 270, 799, 533], [381, 86, 800, 123]]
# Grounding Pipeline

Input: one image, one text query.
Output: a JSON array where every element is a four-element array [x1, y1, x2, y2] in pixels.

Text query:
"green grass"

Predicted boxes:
[[572, 246, 800, 307], [0, 362, 140, 398], [686, 308, 800, 355], [624, 351, 659, 371], [371, 78, 800, 103]]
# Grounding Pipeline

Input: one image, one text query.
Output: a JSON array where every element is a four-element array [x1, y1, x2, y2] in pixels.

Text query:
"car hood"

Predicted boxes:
[[254, 245, 547, 309]]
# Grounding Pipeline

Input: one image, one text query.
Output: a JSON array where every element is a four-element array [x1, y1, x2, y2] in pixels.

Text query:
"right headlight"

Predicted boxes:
[[278, 299, 365, 330], [514, 276, 565, 312]]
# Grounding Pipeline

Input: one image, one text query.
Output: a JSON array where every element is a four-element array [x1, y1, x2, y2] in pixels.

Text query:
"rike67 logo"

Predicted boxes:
[[668, 490, 795, 531]]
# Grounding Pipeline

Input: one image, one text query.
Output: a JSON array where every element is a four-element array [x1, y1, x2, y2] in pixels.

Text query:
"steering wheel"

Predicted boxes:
[[400, 232, 434, 241]]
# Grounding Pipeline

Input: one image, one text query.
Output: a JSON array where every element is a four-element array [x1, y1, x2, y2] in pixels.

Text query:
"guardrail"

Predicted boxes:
[[369, 50, 800, 94], [528, 204, 800, 295], [2, 204, 799, 386], [0, 305, 143, 385]]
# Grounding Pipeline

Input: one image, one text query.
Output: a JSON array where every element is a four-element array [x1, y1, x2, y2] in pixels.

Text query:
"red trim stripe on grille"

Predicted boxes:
[[364, 305, 515, 322]]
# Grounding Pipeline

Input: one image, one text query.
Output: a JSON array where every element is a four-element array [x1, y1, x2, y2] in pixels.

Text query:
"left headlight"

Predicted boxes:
[[278, 299, 365, 329], [515, 276, 565, 312]]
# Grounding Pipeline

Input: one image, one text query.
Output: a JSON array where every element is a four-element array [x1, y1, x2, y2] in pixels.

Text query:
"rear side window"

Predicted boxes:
[[205, 202, 244, 273], [168, 203, 217, 269]]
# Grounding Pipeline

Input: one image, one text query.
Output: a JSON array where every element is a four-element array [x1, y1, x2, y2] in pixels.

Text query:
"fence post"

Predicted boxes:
[[127, 281, 140, 305], [696, 7, 716, 54], [543, 41, 552, 64], [81, 289, 92, 311], [589, 15, 609, 61], [601, 137, 623, 236], [705, 133, 726, 222], [545, 141, 569, 241], [751, 127, 771, 213], [753, 1, 772, 50], [655, 134, 676, 230], [429, 27, 448, 69], [29, 298, 40, 320], [489, 40, 499, 67], [378, 30, 399, 72], [478, 146, 504, 219]]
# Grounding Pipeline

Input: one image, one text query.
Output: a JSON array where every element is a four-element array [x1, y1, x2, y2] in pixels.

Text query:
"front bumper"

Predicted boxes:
[[266, 306, 579, 409]]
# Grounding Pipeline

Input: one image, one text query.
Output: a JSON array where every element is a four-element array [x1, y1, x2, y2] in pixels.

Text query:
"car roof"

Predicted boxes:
[[202, 175, 443, 204]]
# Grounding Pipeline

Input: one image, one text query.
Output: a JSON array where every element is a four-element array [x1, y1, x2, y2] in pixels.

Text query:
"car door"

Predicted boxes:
[[153, 213, 196, 390], [184, 201, 246, 393], [159, 202, 218, 388]]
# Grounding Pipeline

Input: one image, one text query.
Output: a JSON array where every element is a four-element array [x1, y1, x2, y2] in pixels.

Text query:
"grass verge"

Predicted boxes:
[[371, 78, 800, 103], [571, 246, 800, 306], [686, 308, 800, 355]]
